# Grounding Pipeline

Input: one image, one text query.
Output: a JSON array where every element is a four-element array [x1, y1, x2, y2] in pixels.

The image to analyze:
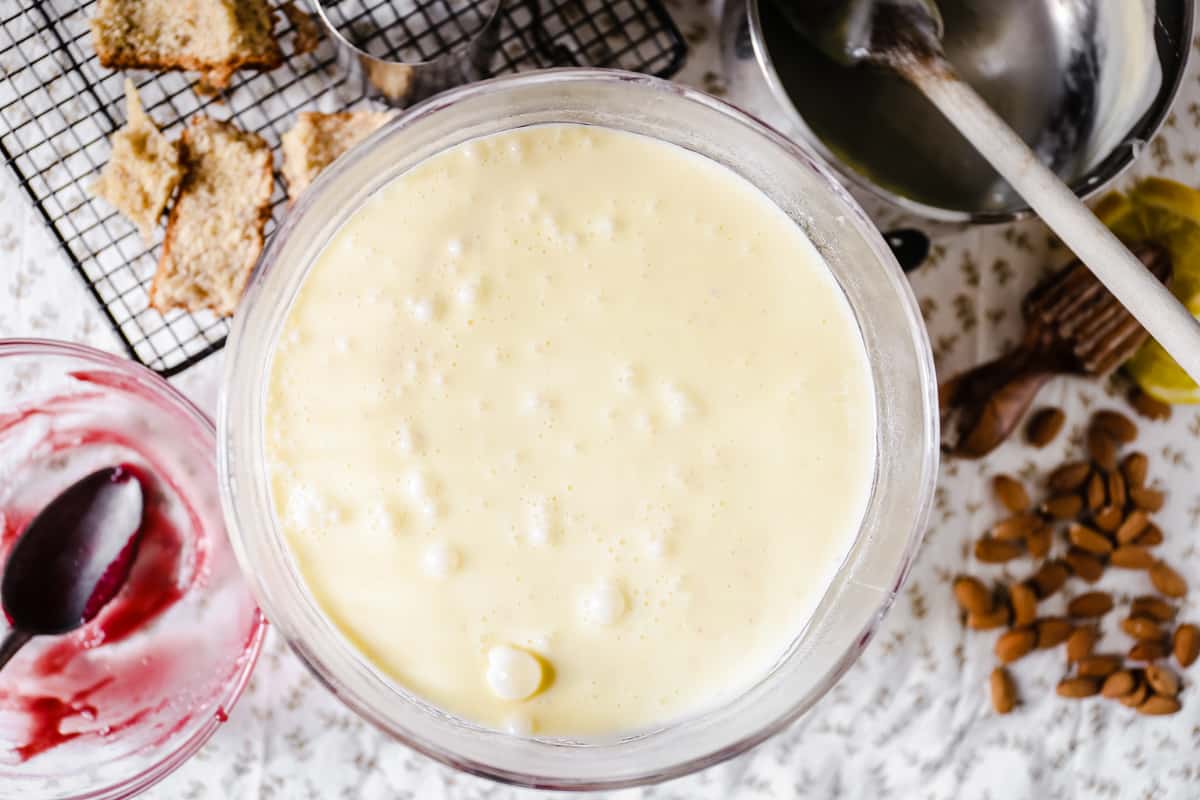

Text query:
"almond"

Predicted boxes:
[[1130, 487, 1165, 512], [990, 514, 1039, 541], [1010, 582, 1038, 628], [1076, 654, 1122, 677], [1174, 624, 1199, 668], [1110, 546, 1155, 570], [1026, 525, 1052, 558], [1047, 461, 1091, 493], [1026, 407, 1066, 447], [1129, 640, 1169, 662], [1068, 524, 1113, 556], [1093, 505, 1123, 533], [1138, 694, 1181, 715], [1106, 471, 1127, 509], [1101, 670, 1136, 698], [1120, 451, 1149, 488], [1040, 495, 1083, 520], [1057, 676, 1100, 698], [1118, 677, 1149, 707], [1145, 664, 1180, 697], [1031, 560, 1070, 598], [1129, 387, 1172, 422], [1067, 625, 1098, 664], [1131, 596, 1176, 622], [1036, 617, 1073, 649], [967, 606, 1011, 630], [996, 628, 1037, 663], [1064, 548, 1105, 583], [992, 474, 1029, 513], [1086, 471, 1107, 511], [1115, 510, 1150, 544], [990, 666, 1017, 714], [1134, 524, 1164, 547], [1067, 591, 1114, 618], [1087, 428, 1118, 472], [1121, 616, 1164, 641], [974, 537, 1023, 564], [953, 576, 993, 616], [1150, 561, 1188, 598], [1092, 410, 1138, 443]]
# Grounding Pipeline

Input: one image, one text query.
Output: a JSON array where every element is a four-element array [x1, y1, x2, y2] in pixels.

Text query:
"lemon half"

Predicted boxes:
[[1094, 177, 1200, 403]]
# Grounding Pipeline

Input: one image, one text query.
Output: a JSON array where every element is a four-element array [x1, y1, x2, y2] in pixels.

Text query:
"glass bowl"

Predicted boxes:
[[219, 68, 939, 789], [0, 339, 265, 799]]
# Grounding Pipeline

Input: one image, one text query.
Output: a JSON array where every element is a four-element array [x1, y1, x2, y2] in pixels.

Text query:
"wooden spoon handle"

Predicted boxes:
[[939, 349, 1054, 458], [896, 55, 1200, 385]]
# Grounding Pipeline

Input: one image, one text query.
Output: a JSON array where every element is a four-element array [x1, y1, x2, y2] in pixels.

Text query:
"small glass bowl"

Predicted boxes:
[[0, 339, 265, 800], [219, 69, 938, 790]]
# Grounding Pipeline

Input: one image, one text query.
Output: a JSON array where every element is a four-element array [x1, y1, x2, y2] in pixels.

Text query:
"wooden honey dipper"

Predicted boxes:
[[940, 244, 1171, 458]]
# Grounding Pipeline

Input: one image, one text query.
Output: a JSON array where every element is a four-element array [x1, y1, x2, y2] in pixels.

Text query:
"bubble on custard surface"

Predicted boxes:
[[579, 580, 626, 626], [632, 411, 656, 434], [455, 276, 483, 309], [645, 536, 668, 560], [406, 469, 429, 500], [486, 645, 543, 701], [446, 238, 464, 259], [395, 422, 421, 454], [285, 484, 326, 529], [419, 496, 441, 522], [526, 499, 555, 545], [661, 382, 697, 423], [615, 362, 638, 392], [504, 713, 534, 736], [333, 336, 350, 354], [590, 215, 615, 240], [521, 390, 551, 416], [421, 540, 460, 578], [507, 140, 524, 163], [526, 632, 553, 655], [406, 296, 436, 323], [365, 503, 397, 538]]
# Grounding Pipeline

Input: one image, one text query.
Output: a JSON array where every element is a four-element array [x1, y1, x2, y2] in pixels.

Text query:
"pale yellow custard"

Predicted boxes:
[[266, 125, 876, 735]]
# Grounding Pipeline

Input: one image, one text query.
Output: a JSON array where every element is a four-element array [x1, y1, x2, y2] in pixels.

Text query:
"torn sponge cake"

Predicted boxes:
[[280, 111, 394, 201], [90, 79, 183, 241], [151, 115, 274, 317], [91, 0, 283, 90]]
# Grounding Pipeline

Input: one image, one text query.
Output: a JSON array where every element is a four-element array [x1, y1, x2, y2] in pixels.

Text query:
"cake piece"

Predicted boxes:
[[90, 79, 183, 241], [281, 1, 322, 56], [280, 111, 393, 201], [151, 116, 273, 317], [91, 0, 283, 90]]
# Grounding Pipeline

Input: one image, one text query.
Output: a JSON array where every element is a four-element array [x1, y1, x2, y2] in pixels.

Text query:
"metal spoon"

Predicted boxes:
[[776, 0, 1200, 383], [0, 466, 146, 671]]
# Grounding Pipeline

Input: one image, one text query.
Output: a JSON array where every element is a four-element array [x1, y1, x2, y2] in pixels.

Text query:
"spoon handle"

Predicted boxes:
[[894, 55, 1200, 385], [0, 629, 32, 671]]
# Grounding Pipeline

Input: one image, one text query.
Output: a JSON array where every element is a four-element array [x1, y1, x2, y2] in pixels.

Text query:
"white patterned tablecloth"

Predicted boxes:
[[5, 3, 1200, 799]]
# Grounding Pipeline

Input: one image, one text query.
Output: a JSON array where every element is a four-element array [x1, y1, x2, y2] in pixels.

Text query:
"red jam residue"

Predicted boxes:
[[0, 370, 222, 763]]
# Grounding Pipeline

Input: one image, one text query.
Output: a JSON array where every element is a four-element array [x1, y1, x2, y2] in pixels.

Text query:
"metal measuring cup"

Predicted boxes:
[[310, 0, 504, 106]]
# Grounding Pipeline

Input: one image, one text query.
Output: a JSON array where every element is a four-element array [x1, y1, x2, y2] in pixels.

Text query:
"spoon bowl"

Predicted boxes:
[[0, 465, 145, 670]]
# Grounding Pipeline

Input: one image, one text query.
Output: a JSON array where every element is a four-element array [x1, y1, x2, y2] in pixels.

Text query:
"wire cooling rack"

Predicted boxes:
[[0, 0, 686, 376]]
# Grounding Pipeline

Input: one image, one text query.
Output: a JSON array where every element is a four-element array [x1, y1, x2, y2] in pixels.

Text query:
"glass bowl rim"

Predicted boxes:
[[218, 68, 939, 790], [0, 337, 267, 800]]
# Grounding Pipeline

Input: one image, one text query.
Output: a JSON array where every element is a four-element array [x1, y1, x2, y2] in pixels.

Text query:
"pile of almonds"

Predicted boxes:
[[953, 404, 1196, 716]]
